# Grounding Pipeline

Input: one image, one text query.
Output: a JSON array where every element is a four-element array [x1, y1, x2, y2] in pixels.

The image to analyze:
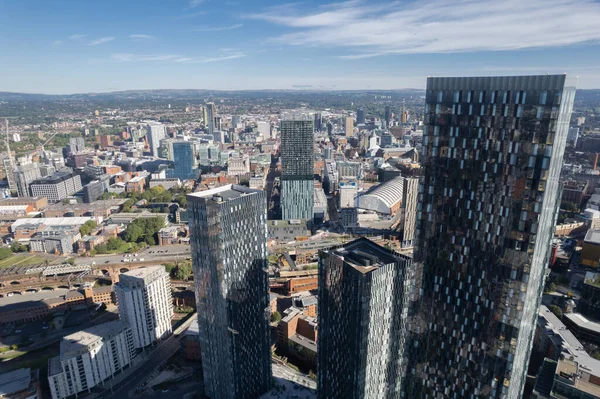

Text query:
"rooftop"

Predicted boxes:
[[288, 333, 317, 353], [117, 265, 167, 288], [187, 184, 260, 203], [585, 229, 600, 245], [564, 313, 600, 334], [331, 237, 400, 274], [61, 320, 129, 359], [11, 217, 92, 229], [0, 368, 31, 396], [538, 305, 600, 376]]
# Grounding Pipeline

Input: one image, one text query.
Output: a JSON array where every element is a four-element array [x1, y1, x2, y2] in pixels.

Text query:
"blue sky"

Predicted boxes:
[[1, 0, 600, 93]]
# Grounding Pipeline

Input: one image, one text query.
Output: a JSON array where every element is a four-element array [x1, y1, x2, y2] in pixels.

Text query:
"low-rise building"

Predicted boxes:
[[0, 196, 48, 211], [277, 307, 318, 369], [180, 315, 202, 362], [581, 229, 600, 268], [157, 225, 187, 245], [48, 321, 136, 399], [532, 305, 600, 399], [0, 368, 42, 399], [267, 219, 310, 242]]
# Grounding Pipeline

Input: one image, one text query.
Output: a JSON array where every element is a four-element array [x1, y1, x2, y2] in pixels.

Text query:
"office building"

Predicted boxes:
[[314, 113, 322, 131], [405, 75, 577, 398], [339, 180, 357, 208], [280, 120, 314, 220], [14, 163, 41, 197], [318, 238, 412, 398], [357, 108, 365, 124], [30, 170, 82, 203], [257, 121, 270, 138], [83, 175, 111, 203], [48, 320, 136, 399], [68, 137, 85, 154], [206, 102, 216, 135], [146, 122, 167, 157], [385, 105, 392, 127], [167, 141, 199, 180], [188, 185, 272, 399], [345, 116, 354, 137], [568, 126, 579, 147], [115, 266, 173, 349]]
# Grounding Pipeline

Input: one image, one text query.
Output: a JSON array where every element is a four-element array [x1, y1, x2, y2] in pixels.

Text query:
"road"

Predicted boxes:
[[76, 245, 191, 267], [95, 314, 197, 399]]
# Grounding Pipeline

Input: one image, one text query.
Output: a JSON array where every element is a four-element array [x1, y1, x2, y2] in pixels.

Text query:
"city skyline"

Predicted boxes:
[[1, 0, 600, 93]]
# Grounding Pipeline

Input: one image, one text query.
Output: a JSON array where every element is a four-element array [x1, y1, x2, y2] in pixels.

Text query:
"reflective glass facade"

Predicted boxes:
[[167, 141, 199, 180], [318, 238, 412, 399], [280, 120, 314, 220], [188, 185, 272, 399], [405, 75, 576, 398]]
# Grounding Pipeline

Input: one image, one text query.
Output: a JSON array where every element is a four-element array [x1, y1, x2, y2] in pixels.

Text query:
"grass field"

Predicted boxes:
[[0, 255, 47, 269]]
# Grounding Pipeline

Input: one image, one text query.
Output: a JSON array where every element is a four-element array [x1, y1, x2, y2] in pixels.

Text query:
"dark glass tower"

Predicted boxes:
[[318, 238, 412, 398], [168, 141, 199, 180], [406, 75, 576, 398], [188, 185, 272, 399], [280, 120, 314, 220]]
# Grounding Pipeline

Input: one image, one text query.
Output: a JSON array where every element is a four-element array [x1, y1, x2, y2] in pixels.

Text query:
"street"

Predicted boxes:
[[76, 245, 191, 267], [94, 314, 197, 399]]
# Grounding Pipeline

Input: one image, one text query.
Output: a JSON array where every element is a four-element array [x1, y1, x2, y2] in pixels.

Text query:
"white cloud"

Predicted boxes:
[[88, 37, 116, 46], [248, 0, 600, 57], [111, 51, 246, 63], [68, 34, 87, 40], [173, 11, 206, 19], [52, 40, 63, 46], [188, 0, 205, 8], [129, 34, 154, 41], [191, 24, 243, 32]]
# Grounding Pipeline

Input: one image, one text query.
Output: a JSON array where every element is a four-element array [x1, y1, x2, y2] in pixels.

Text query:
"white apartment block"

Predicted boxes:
[[115, 266, 173, 348], [48, 320, 135, 399]]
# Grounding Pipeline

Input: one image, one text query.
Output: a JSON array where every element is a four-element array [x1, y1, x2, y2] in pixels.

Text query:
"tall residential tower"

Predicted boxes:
[[115, 266, 173, 349], [280, 120, 314, 220], [188, 185, 272, 399], [405, 75, 576, 398], [318, 238, 412, 398]]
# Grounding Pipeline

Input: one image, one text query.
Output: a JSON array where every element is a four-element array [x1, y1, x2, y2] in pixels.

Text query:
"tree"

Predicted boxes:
[[94, 244, 109, 254], [175, 195, 187, 208], [0, 247, 12, 260], [545, 282, 557, 293], [549, 304, 563, 319], [79, 220, 97, 236], [106, 238, 125, 251], [66, 258, 75, 265], [561, 201, 579, 212], [10, 242, 27, 253], [271, 311, 282, 323], [174, 261, 193, 281]]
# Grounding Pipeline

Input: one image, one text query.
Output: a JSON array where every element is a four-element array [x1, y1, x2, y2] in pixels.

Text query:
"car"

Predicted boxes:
[[7, 293, 13, 297], [42, 326, 49, 330], [15, 329, 21, 333], [162, 389, 169, 393], [105, 260, 110, 264]]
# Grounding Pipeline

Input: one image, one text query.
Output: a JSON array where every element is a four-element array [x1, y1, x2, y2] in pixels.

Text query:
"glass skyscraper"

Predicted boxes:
[[280, 120, 314, 220], [167, 141, 199, 180], [405, 75, 576, 398], [318, 238, 412, 398], [187, 185, 272, 399]]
